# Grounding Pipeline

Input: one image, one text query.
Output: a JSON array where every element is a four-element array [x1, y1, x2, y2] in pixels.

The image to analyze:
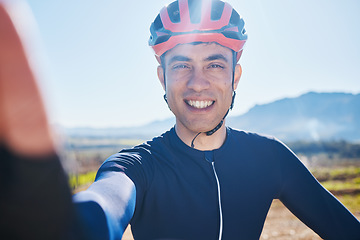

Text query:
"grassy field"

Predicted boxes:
[[311, 166, 360, 213], [69, 171, 97, 193]]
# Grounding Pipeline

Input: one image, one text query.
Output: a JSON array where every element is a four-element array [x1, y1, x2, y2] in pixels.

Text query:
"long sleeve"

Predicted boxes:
[[0, 145, 78, 240], [275, 141, 360, 240], [73, 171, 136, 240]]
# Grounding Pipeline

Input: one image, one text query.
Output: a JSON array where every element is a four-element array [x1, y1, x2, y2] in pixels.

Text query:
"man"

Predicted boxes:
[[1, 0, 359, 239], [74, 0, 360, 239]]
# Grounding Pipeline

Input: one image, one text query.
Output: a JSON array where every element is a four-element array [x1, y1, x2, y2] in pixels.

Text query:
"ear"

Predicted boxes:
[[157, 65, 166, 91], [233, 64, 242, 90]]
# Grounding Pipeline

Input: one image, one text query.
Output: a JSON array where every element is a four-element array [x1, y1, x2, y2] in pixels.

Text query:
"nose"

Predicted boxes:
[[186, 68, 210, 92]]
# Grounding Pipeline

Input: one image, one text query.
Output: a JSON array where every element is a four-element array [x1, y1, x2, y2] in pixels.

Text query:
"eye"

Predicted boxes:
[[208, 63, 224, 69], [172, 64, 190, 70]]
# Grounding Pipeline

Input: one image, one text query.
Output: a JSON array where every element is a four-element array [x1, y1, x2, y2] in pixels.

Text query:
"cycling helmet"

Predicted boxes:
[[149, 0, 248, 62]]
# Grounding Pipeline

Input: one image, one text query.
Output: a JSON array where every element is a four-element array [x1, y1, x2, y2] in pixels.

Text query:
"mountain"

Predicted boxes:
[[227, 92, 360, 142], [65, 92, 360, 142]]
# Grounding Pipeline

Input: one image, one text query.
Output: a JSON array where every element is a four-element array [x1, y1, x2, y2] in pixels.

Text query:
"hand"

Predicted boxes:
[[0, 1, 55, 158]]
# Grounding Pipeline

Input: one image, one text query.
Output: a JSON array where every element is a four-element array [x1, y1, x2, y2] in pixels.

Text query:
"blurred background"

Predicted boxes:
[[20, 0, 360, 239]]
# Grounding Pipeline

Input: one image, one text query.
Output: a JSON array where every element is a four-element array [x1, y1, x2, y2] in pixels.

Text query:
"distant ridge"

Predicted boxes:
[[65, 92, 360, 142], [227, 92, 360, 142]]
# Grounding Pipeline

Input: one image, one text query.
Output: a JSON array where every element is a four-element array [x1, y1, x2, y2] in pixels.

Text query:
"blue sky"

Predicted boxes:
[[25, 0, 360, 128]]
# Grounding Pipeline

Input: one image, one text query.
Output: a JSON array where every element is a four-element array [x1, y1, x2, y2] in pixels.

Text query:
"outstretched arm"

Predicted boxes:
[[0, 2, 136, 239], [73, 171, 136, 240], [0, 2, 77, 239]]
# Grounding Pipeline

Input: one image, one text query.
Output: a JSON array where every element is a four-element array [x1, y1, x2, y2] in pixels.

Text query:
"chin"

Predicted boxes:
[[189, 122, 222, 134]]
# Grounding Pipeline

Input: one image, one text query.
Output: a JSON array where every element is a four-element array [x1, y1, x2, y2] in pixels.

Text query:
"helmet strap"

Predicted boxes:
[[161, 54, 171, 110]]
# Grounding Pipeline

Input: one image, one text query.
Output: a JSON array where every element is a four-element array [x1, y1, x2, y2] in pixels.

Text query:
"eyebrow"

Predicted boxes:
[[204, 54, 228, 63], [167, 55, 192, 65], [167, 53, 229, 66]]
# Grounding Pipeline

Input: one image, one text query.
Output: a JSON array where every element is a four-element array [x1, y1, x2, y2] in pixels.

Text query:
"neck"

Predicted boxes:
[[175, 121, 227, 151]]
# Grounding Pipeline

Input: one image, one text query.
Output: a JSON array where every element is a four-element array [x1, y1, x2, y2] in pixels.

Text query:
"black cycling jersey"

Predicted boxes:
[[89, 127, 360, 240], [0, 144, 81, 240]]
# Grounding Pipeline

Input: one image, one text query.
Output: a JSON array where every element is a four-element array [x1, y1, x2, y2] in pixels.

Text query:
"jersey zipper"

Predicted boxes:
[[211, 161, 223, 240]]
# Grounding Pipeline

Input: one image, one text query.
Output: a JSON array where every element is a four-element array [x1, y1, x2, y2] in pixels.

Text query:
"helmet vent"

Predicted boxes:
[[211, 0, 225, 21], [167, 1, 181, 23], [188, 0, 202, 24], [153, 15, 164, 30], [229, 9, 240, 25]]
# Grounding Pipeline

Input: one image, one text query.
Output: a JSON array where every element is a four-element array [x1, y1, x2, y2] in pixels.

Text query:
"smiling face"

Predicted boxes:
[[158, 42, 241, 140]]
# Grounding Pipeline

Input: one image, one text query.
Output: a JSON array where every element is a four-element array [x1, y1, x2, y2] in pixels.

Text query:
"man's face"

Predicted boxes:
[[158, 43, 241, 136]]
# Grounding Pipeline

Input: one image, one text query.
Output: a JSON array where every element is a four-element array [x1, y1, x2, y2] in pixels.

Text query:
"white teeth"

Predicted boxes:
[[187, 100, 214, 109]]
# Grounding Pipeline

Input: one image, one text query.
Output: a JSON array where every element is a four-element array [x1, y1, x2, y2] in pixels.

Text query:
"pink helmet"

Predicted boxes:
[[149, 0, 248, 62]]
